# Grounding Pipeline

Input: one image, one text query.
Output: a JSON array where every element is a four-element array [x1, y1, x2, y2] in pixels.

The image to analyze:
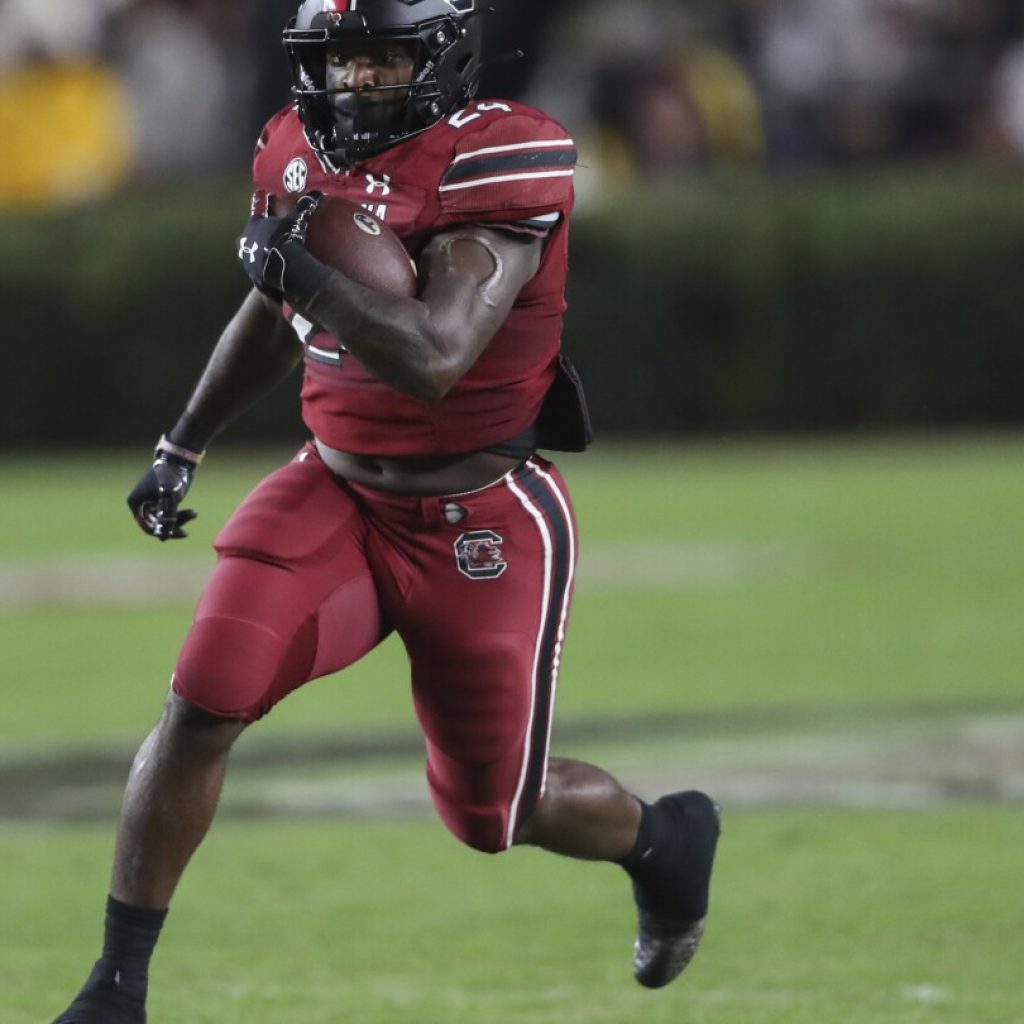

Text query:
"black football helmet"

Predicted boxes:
[[284, 0, 484, 167]]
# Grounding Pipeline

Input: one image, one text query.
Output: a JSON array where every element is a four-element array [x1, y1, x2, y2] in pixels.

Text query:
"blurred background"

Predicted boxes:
[[3, 0, 1024, 442]]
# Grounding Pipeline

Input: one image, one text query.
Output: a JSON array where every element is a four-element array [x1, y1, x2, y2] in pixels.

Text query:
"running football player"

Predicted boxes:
[[51, 3, 719, 1020]]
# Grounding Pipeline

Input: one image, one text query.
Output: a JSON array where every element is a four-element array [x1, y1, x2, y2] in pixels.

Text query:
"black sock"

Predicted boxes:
[[617, 800, 664, 873], [618, 793, 718, 920], [83, 896, 168, 1004]]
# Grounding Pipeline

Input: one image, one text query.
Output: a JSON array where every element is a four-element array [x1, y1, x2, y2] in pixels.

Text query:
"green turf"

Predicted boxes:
[[4, 808, 1022, 1024], [0, 606, 421, 749], [2, 438, 1023, 1022], [0, 447, 289, 562], [3, 435, 1023, 557], [1, 436, 1022, 748]]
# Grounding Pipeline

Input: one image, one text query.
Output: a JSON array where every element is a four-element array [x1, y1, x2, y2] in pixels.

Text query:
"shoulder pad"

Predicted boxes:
[[439, 103, 576, 217], [252, 105, 307, 192], [254, 104, 296, 157]]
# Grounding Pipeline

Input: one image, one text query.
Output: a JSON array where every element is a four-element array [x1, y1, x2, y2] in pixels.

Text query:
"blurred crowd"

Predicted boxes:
[[528, 0, 1024, 199], [4, 0, 1024, 208], [0, 0, 294, 206]]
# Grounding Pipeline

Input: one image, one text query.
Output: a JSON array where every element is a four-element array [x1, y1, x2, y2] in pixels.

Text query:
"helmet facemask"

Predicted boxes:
[[284, 2, 483, 168]]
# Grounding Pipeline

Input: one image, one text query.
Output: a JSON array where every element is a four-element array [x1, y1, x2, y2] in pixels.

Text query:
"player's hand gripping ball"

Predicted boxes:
[[237, 189, 324, 300], [298, 194, 417, 297], [238, 190, 416, 301]]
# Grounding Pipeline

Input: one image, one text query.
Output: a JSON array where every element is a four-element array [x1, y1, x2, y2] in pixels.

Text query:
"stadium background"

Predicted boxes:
[[1, 2, 1022, 1022]]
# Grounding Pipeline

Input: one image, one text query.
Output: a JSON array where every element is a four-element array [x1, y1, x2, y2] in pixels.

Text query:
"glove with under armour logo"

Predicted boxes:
[[237, 189, 333, 303], [126, 435, 203, 541]]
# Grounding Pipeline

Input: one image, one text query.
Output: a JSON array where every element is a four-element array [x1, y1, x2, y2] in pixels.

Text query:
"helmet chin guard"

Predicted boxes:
[[284, 0, 484, 167]]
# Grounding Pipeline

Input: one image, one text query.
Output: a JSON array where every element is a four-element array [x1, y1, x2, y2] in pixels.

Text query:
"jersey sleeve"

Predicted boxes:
[[438, 108, 577, 223], [251, 105, 294, 193]]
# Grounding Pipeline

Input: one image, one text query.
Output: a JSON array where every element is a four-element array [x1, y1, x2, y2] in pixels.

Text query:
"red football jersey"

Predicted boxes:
[[252, 99, 577, 456]]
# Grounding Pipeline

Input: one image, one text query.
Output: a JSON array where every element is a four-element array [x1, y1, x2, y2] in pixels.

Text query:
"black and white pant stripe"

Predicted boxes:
[[503, 458, 577, 847]]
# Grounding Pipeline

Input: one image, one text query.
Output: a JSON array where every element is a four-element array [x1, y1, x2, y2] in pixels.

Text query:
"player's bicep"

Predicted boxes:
[[417, 226, 542, 364]]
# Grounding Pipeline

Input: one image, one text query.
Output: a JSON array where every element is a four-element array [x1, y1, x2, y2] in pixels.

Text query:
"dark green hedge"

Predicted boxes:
[[3, 170, 1023, 447], [568, 171, 1024, 433], [1, 182, 302, 448]]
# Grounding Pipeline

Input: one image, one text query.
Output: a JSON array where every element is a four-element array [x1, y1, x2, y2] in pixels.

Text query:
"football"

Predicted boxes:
[[284, 194, 417, 297]]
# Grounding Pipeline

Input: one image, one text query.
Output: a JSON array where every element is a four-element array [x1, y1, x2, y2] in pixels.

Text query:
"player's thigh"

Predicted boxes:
[[397, 458, 578, 850], [174, 447, 388, 722]]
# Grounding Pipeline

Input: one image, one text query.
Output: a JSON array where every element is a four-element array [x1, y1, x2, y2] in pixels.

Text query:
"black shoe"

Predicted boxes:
[[630, 790, 721, 989], [51, 960, 147, 1023], [51, 996, 145, 1024]]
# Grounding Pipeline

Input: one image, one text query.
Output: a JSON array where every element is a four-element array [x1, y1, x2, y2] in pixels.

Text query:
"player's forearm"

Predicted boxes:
[[295, 272, 463, 402], [180, 289, 303, 445]]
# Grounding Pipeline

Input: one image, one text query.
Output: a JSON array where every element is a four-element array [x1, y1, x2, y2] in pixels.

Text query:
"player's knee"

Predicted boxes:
[[427, 776, 510, 854], [425, 753, 528, 853], [174, 614, 287, 723], [433, 798, 509, 854], [156, 691, 246, 757]]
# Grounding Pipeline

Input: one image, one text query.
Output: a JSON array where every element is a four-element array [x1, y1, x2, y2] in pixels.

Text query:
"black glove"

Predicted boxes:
[[127, 437, 202, 541], [237, 189, 331, 302]]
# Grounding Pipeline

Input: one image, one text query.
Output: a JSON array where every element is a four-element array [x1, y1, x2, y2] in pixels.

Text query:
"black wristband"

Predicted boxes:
[[282, 245, 336, 308], [166, 412, 213, 455]]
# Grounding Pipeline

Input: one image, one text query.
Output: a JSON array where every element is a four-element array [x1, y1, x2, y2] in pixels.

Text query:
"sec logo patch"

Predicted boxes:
[[283, 158, 308, 194]]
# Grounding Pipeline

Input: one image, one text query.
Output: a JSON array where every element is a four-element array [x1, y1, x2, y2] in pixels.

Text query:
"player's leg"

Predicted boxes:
[[52, 449, 389, 1024], [49, 694, 246, 1024], [374, 457, 582, 854], [514, 758, 720, 988], [112, 694, 246, 907], [511, 755, 640, 859], [380, 456, 719, 988]]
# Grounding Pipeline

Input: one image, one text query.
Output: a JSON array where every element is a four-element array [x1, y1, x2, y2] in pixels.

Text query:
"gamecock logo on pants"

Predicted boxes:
[[455, 530, 507, 580]]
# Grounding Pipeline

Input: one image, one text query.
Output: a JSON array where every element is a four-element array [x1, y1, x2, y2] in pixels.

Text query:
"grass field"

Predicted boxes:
[[1, 436, 1022, 1022]]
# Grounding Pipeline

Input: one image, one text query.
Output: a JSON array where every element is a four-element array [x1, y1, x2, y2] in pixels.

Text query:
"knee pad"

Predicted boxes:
[[174, 613, 315, 723], [426, 761, 513, 855]]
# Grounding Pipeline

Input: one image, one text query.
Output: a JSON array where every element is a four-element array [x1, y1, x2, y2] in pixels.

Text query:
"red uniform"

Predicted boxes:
[[254, 99, 577, 455], [173, 100, 583, 852]]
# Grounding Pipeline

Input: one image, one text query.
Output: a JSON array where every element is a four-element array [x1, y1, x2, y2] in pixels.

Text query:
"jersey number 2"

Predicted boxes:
[[448, 103, 513, 129]]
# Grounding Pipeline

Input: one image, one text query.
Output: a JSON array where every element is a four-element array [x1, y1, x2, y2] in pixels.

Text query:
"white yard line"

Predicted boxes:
[[0, 558, 213, 609], [0, 542, 822, 610]]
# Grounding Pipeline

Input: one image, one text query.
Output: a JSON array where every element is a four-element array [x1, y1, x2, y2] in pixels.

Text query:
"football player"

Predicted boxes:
[[52, 3, 719, 1020]]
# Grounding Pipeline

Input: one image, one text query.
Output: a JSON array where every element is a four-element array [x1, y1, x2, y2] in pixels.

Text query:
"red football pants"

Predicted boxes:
[[172, 444, 577, 852]]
